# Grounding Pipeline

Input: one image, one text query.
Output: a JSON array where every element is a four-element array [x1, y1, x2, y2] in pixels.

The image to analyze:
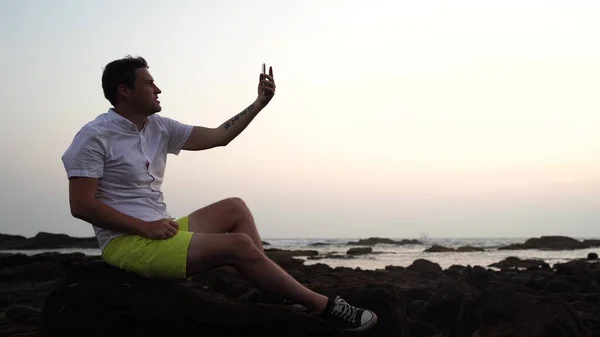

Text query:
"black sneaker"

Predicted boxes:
[[318, 296, 378, 332]]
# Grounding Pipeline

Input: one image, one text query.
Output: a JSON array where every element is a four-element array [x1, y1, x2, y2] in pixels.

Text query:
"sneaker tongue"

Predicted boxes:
[[324, 296, 337, 313], [332, 299, 353, 318]]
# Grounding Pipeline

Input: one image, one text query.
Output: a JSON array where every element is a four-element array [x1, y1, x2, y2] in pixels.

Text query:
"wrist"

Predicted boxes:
[[131, 219, 147, 236], [255, 96, 269, 108]]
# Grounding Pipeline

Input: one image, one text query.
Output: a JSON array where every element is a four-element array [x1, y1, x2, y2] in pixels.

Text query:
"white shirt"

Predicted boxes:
[[61, 109, 193, 250]]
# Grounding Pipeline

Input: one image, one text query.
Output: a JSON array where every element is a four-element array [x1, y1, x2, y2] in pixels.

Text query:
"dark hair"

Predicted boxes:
[[101, 55, 148, 106]]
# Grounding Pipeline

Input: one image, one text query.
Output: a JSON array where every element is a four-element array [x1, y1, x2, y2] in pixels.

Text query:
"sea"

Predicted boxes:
[[3, 237, 598, 270]]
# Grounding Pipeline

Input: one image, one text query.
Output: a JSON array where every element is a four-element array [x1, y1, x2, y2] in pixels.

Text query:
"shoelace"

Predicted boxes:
[[330, 298, 358, 322]]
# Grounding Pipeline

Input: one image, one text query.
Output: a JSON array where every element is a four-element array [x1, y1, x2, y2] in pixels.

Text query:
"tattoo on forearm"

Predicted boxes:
[[224, 103, 256, 130]]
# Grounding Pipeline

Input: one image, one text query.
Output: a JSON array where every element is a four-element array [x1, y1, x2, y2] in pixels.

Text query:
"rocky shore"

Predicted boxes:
[[3, 233, 599, 253], [2, 247, 600, 336], [422, 236, 600, 254], [0, 233, 98, 250]]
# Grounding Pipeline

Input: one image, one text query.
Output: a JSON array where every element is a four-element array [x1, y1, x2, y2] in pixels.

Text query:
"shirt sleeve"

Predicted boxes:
[[61, 127, 106, 179], [159, 116, 194, 155]]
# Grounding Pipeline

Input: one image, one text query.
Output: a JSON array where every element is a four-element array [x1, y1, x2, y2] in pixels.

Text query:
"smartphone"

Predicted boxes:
[[262, 63, 266, 74]]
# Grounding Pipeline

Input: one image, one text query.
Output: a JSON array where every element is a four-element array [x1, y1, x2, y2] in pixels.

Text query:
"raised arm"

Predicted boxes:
[[182, 66, 276, 151]]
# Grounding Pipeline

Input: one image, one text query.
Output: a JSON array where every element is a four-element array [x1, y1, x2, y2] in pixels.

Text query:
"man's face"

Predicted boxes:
[[124, 68, 162, 114]]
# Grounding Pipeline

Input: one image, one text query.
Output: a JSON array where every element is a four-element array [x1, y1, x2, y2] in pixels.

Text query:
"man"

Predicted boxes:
[[61, 55, 378, 332]]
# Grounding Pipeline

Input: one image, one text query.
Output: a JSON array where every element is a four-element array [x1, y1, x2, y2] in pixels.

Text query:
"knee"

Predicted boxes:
[[228, 233, 262, 263], [223, 197, 250, 217], [225, 197, 248, 210]]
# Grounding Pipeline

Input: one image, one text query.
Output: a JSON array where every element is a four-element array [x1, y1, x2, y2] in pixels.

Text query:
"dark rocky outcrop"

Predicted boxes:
[[2, 249, 600, 336], [488, 256, 550, 270], [306, 247, 394, 260], [0, 232, 98, 250], [424, 244, 454, 252], [346, 237, 420, 246], [498, 235, 599, 251], [583, 239, 600, 247], [0, 234, 26, 242], [424, 245, 485, 253], [346, 247, 372, 255]]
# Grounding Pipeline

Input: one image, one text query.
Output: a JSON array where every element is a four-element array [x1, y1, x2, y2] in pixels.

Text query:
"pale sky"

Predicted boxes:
[[1, 0, 599, 239]]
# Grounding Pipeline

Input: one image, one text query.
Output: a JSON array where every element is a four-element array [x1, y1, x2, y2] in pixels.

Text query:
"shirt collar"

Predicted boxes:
[[107, 108, 148, 132]]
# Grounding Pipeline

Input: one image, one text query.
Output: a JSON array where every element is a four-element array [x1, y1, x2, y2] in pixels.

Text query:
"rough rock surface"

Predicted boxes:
[[347, 247, 373, 255], [424, 245, 485, 253], [0, 232, 98, 250], [2, 250, 600, 337], [488, 256, 551, 269], [499, 235, 600, 251]]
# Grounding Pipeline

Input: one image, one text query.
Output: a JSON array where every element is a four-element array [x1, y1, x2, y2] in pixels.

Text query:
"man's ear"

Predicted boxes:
[[118, 84, 130, 100]]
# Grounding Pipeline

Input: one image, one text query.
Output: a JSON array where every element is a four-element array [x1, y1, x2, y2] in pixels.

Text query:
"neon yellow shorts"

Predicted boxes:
[[102, 216, 194, 281]]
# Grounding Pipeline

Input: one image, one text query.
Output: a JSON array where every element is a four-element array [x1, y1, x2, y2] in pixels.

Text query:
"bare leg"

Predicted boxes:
[[187, 198, 264, 252], [186, 232, 328, 313], [182, 199, 379, 332]]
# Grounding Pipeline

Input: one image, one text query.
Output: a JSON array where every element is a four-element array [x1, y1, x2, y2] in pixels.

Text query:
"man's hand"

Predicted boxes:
[[139, 218, 179, 239], [257, 66, 276, 106], [181, 66, 276, 151]]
